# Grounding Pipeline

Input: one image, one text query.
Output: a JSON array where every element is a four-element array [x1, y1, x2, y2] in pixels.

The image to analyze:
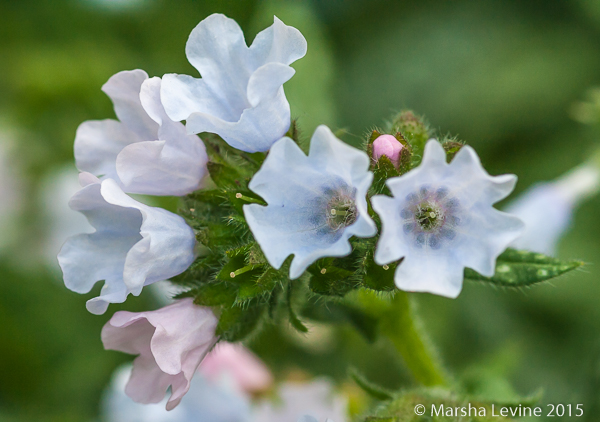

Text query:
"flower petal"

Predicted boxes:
[[116, 77, 208, 195], [99, 179, 196, 295], [101, 69, 158, 141], [74, 119, 143, 180]]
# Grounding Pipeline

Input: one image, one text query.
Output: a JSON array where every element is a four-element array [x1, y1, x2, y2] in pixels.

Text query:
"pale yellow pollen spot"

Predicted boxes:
[[230, 272, 236, 278], [330, 209, 337, 216], [383, 265, 389, 270], [235, 193, 242, 199], [320, 268, 327, 274]]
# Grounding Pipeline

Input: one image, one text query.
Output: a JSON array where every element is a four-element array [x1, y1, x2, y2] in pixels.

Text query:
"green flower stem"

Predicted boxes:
[[357, 290, 448, 387]]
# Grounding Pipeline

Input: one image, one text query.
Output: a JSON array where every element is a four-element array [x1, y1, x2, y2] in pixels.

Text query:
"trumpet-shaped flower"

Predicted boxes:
[[57, 174, 196, 314], [102, 299, 219, 411], [372, 140, 524, 298], [160, 14, 307, 152], [244, 125, 376, 279], [75, 70, 207, 196], [506, 163, 600, 255]]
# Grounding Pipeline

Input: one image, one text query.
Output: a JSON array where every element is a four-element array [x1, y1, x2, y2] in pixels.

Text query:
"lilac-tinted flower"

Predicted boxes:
[[506, 164, 600, 255], [372, 134, 403, 167], [199, 342, 273, 394], [372, 140, 524, 298], [102, 298, 219, 411], [244, 125, 376, 279], [74, 70, 207, 196], [57, 174, 196, 314], [161, 14, 307, 152]]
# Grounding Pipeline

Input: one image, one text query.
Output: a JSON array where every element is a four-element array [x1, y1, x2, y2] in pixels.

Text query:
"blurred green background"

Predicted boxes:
[[2, 0, 600, 420]]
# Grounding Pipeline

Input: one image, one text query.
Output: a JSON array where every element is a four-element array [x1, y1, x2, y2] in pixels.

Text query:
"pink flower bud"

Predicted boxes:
[[372, 134, 403, 167]]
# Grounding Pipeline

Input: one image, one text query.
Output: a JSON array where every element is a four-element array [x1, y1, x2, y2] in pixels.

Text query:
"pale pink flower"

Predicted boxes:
[[101, 298, 218, 410], [199, 342, 273, 394]]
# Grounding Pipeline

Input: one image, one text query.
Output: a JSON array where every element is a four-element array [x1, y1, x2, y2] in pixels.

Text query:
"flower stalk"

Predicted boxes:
[[357, 289, 447, 387]]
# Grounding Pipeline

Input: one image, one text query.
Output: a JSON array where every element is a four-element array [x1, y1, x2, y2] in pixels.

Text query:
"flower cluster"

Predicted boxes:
[[60, 11, 579, 413]]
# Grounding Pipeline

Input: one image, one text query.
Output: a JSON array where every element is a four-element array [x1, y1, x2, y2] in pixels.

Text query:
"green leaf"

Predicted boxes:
[[349, 368, 394, 401], [464, 248, 584, 287]]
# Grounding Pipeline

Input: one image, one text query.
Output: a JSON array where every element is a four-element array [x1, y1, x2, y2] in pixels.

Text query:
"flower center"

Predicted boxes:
[[414, 203, 444, 231], [326, 192, 357, 231], [401, 185, 460, 249]]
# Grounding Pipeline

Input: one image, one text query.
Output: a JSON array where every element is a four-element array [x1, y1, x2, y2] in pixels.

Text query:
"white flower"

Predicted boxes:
[[506, 163, 600, 255], [160, 14, 307, 153], [252, 379, 347, 422], [372, 140, 524, 298], [75, 70, 207, 196], [244, 125, 376, 279], [57, 174, 196, 314]]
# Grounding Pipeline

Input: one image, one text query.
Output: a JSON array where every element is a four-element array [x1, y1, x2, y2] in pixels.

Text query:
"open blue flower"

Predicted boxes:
[[372, 140, 524, 298], [57, 174, 196, 314], [244, 125, 376, 279], [160, 14, 307, 153]]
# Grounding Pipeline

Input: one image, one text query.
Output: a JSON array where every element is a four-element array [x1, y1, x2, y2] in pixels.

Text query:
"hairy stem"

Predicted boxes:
[[357, 290, 448, 387]]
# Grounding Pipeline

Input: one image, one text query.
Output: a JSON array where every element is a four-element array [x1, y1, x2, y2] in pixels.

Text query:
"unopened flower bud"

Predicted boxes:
[[372, 134, 403, 167]]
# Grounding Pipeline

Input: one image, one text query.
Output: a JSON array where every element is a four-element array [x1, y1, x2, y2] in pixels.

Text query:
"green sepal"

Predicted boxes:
[[349, 368, 394, 401], [371, 155, 399, 195], [360, 249, 397, 292], [216, 303, 265, 342], [388, 110, 430, 166], [442, 138, 464, 162], [308, 263, 357, 297], [464, 248, 584, 287], [207, 162, 248, 190], [188, 282, 237, 307], [235, 267, 281, 304], [217, 244, 265, 281]]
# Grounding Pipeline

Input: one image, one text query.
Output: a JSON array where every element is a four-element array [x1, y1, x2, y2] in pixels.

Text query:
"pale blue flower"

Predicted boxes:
[[244, 126, 376, 279], [506, 164, 600, 255], [57, 173, 196, 314], [372, 140, 524, 298], [75, 70, 207, 196], [160, 14, 307, 153]]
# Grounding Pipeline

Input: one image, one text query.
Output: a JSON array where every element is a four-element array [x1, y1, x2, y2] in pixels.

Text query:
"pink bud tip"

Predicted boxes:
[[373, 134, 403, 166]]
